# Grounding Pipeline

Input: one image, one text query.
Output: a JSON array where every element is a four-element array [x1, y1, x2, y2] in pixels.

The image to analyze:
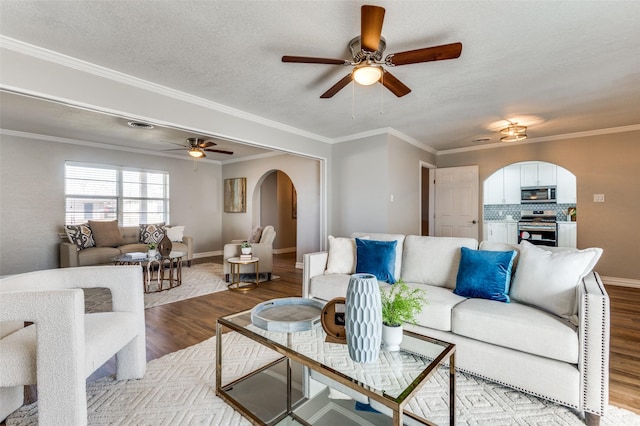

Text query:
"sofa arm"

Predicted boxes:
[[60, 242, 79, 268], [578, 271, 610, 417], [303, 251, 328, 298]]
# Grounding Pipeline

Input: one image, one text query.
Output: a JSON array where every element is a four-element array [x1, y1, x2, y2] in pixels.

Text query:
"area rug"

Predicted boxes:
[[7, 331, 639, 425], [84, 262, 230, 310]]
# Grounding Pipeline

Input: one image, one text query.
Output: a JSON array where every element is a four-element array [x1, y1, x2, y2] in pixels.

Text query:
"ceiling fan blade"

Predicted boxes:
[[204, 148, 234, 155], [320, 74, 353, 98], [361, 5, 385, 52], [198, 141, 215, 148], [387, 42, 463, 66], [282, 56, 349, 65], [381, 70, 411, 97]]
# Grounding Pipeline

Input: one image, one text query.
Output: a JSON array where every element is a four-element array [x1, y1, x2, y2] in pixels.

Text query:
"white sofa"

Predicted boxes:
[[303, 233, 609, 425], [0, 265, 147, 424]]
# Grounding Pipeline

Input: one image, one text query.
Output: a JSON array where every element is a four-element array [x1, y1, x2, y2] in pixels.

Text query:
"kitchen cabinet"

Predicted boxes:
[[520, 163, 556, 187], [557, 222, 577, 248], [485, 222, 518, 244], [483, 164, 520, 205], [556, 166, 577, 204]]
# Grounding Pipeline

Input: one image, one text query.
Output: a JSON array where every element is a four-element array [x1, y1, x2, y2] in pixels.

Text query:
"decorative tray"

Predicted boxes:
[[251, 297, 325, 332]]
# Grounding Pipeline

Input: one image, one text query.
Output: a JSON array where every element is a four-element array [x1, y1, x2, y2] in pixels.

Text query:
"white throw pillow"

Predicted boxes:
[[165, 226, 185, 242], [325, 236, 357, 274], [510, 241, 603, 324]]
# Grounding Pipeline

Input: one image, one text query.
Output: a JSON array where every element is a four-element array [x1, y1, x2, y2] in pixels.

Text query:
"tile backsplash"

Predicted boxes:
[[483, 203, 576, 221]]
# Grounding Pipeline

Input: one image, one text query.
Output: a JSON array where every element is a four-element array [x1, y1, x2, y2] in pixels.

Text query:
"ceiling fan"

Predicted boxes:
[[282, 5, 462, 98], [165, 137, 233, 158]]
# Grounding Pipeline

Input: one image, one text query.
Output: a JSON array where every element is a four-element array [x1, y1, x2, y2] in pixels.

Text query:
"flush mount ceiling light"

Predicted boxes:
[[500, 121, 527, 142], [188, 148, 205, 158], [353, 64, 383, 86]]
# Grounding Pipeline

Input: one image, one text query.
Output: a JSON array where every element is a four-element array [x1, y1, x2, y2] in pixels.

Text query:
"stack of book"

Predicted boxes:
[[127, 252, 147, 260], [240, 254, 252, 261]]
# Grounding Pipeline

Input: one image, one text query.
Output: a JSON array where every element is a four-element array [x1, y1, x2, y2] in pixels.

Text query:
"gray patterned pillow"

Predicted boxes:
[[139, 223, 166, 244], [65, 223, 95, 251]]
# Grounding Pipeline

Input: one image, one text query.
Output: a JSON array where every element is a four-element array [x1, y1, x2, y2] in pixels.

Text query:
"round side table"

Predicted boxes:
[[227, 256, 260, 292]]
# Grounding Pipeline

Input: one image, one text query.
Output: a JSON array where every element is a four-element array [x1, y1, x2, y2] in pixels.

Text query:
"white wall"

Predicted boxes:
[[0, 133, 222, 275]]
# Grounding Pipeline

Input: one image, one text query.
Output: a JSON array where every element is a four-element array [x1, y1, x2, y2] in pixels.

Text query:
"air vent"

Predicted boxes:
[[473, 137, 491, 143], [127, 121, 154, 129]]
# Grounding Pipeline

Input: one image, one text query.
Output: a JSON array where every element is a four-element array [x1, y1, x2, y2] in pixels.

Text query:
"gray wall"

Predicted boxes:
[[0, 133, 222, 275], [436, 130, 640, 280], [331, 133, 435, 237], [222, 153, 320, 265]]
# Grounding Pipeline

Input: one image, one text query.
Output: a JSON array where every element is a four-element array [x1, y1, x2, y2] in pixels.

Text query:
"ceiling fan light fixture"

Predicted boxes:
[[499, 122, 527, 142], [353, 65, 382, 86], [188, 148, 204, 158]]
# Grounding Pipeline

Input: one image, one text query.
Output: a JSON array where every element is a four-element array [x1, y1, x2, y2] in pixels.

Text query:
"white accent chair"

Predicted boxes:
[[0, 265, 147, 424], [224, 225, 277, 282]]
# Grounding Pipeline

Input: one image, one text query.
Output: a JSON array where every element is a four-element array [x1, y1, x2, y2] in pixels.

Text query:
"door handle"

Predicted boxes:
[[471, 220, 477, 224]]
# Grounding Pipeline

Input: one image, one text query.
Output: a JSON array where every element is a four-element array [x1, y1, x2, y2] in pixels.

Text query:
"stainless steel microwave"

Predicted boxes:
[[521, 186, 557, 204]]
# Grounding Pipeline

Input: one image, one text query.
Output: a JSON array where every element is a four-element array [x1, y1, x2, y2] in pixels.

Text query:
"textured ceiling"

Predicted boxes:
[[1, 1, 639, 153]]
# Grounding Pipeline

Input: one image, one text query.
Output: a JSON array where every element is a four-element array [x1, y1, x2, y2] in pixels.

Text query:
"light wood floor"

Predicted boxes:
[[17, 253, 640, 419]]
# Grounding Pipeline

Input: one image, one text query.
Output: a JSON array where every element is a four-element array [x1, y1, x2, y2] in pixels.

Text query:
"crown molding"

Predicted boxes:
[[0, 128, 223, 164], [0, 36, 332, 145], [437, 124, 640, 156]]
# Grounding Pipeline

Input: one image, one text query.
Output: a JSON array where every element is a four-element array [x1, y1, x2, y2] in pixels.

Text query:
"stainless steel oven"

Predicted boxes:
[[518, 210, 557, 247]]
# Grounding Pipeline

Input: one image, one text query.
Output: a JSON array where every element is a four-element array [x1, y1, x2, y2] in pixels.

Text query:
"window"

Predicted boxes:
[[65, 162, 170, 226]]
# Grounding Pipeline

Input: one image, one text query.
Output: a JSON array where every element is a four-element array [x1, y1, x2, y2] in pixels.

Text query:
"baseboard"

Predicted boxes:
[[601, 276, 640, 289], [273, 247, 296, 254], [193, 251, 221, 259], [295, 262, 303, 269]]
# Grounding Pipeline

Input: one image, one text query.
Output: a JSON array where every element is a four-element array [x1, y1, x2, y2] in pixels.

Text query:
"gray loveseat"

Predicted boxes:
[[60, 225, 193, 268], [303, 233, 609, 424]]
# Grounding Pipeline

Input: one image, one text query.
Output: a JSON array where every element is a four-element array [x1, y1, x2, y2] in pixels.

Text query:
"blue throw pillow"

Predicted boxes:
[[454, 247, 517, 303], [355, 238, 397, 283]]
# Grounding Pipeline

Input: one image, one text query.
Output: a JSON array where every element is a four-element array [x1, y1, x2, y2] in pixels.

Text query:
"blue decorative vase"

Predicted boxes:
[[345, 273, 382, 363]]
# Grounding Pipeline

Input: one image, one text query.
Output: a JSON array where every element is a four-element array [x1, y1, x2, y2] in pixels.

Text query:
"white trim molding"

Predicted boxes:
[[601, 276, 640, 289]]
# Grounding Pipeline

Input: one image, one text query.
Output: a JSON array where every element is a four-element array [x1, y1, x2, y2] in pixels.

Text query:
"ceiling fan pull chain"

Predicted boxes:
[[352, 80, 356, 119]]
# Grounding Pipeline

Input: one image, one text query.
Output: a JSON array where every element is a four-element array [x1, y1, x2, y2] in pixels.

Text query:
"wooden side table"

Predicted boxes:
[[227, 257, 259, 292]]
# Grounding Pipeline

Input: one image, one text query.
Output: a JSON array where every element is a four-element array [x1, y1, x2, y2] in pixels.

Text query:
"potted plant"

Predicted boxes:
[[380, 280, 427, 351], [241, 241, 252, 255], [147, 243, 157, 258]]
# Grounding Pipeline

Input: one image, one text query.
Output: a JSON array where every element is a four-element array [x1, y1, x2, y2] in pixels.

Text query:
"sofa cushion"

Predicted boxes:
[[351, 233, 405, 281], [89, 220, 124, 247], [452, 298, 579, 364], [355, 238, 397, 283], [308, 274, 352, 302], [510, 241, 603, 324], [166, 226, 186, 242], [325, 236, 358, 274], [139, 222, 166, 245], [391, 283, 466, 331], [401, 236, 478, 289], [119, 243, 148, 254], [77, 246, 121, 266], [64, 223, 95, 250], [454, 247, 516, 303], [479, 240, 520, 272]]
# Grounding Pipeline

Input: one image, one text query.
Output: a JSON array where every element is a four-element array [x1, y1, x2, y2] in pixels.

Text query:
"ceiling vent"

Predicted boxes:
[[127, 121, 154, 130]]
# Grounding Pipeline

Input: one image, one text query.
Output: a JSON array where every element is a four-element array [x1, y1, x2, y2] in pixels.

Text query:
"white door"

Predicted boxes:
[[435, 165, 479, 239]]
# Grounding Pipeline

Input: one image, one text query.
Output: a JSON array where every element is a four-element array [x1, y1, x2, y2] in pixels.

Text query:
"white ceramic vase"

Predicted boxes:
[[345, 273, 381, 363], [241, 247, 252, 255], [147, 249, 157, 258], [382, 323, 403, 351]]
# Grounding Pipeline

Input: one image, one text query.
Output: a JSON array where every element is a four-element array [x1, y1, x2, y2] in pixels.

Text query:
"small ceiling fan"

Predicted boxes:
[[165, 137, 233, 158], [282, 5, 462, 98]]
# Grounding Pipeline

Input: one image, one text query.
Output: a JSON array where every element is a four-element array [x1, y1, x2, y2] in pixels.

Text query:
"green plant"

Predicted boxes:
[[380, 280, 427, 327], [241, 241, 252, 248], [147, 243, 157, 250]]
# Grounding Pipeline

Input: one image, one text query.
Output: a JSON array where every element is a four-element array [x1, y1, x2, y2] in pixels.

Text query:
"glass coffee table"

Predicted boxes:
[[216, 308, 456, 425], [112, 251, 184, 293]]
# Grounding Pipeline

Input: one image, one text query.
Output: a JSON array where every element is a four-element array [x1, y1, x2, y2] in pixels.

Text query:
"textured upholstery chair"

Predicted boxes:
[[0, 265, 147, 424], [224, 225, 276, 282]]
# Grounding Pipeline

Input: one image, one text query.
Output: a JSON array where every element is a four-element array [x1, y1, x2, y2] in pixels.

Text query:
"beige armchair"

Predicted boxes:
[[0, 265, 147, 424], [224, 225, 276, 282]]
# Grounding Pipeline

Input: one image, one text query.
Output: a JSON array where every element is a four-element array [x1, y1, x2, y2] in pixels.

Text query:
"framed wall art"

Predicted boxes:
[[224, 177, 246, 213]]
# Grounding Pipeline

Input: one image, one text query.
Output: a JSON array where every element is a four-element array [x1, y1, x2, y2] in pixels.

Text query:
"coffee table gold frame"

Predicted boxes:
[[216, 308, 456, 425], [227, 256, 260, 292]]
